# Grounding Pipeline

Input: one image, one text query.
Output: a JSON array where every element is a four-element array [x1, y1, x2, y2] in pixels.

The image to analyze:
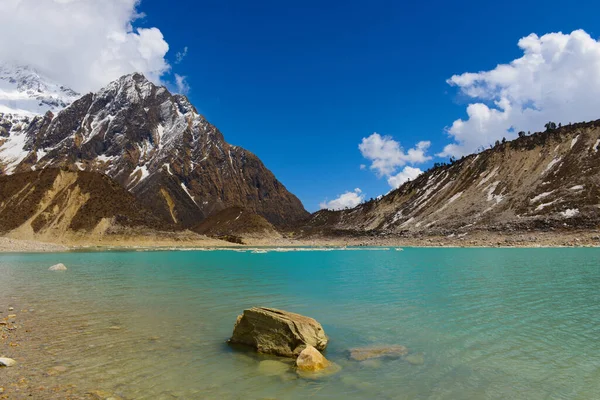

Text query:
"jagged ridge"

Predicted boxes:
[[0, 72, 308, 229]]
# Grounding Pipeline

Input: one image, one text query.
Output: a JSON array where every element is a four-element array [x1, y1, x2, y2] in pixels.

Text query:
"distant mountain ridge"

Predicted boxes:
[[0, 63, 79, 116], [301, 120, 600, 237], [0, 71, 308, 233]]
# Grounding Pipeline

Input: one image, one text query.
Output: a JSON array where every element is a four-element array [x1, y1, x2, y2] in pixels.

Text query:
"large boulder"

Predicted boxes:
[[229, 307, 328, 357]]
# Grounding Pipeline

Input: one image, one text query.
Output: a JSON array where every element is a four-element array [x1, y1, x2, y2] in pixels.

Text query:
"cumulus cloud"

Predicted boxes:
[[358, 133, 429, 190], [441, 29, 600, 157], [320, 188, 365, 211], [387, 166, 423, 189], [0, 0, 173, 92], [359, 133, 431, 176]]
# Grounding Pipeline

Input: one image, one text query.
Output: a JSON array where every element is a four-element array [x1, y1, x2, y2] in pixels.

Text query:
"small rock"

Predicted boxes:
[[0, 357, 16, 367], [296, 362, 341, 380], [109, 326, 121, 331], [403, 352, 425, 366], [257, 360, 290, 376], [7, 314, 16, 319], [52, 365, 68, 373], [8, 307, 13, 311], [349, 345, 408, 361], [48, 263, 67, 271], [296, 345, 329, 372], [87, 390, 122, 400]]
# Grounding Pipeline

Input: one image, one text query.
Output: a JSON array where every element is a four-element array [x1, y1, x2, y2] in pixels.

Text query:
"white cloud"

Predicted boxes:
[[175, 74, 190, 94], [359, 133, 431, 176], [359, 133, 430, 190], [441, 29, 600, 157], [0, 0, 172, 93], [175, 46, 188, 64], [387, 166, 423, 189], [320, 188, 365, 211]]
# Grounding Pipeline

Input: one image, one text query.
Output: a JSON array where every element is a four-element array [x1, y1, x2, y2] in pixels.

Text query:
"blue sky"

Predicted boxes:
[[41, 0, 600, 211]]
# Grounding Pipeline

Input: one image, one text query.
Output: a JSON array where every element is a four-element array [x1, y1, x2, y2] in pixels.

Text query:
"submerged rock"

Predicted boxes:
[[229, 307, 328, 357], [257, 360, 291, 376], [48, 263, 67, 271], [0, 357, 16, 367], [403, 352, 425, 365], [349, 345, 408, 361], [296, 345, 329, 372]]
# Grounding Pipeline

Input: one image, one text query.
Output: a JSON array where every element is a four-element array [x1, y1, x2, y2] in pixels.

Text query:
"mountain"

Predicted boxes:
[[301, 120, 600, 237], [0, 72, 308, 230], [193, 206, 281, 240], [0, 168, 167, 241], [0, 63, 79, 116]]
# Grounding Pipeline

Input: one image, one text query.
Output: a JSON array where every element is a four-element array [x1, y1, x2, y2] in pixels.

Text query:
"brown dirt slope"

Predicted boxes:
[[0, 168, 169, 238], [193, 206, 281, 239]]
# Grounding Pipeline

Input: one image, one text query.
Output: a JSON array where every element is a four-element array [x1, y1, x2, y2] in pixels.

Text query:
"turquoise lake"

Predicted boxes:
[[1, 248, 599, 399]]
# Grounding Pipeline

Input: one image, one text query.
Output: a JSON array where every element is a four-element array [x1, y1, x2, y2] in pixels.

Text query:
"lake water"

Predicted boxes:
[[1, 248, 599, 399]]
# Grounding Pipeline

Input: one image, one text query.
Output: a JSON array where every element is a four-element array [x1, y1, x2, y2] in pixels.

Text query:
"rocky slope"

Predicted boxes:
[[0, 73, 308, 230], [193, 206, 281, 240], [302, 121, 600, 237], [0, 168, 167, 241]]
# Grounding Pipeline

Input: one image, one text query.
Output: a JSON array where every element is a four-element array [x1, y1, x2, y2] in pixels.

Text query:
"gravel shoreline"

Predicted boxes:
[[1, 231, 600, 253], [0, 238, 69, 253]]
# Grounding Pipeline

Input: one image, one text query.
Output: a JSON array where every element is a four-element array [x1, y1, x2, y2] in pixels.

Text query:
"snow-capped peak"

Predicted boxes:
[[0, 62, 80, 116]]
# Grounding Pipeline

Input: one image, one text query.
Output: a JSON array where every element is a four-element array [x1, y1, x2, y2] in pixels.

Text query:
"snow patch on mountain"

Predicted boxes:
[[0, 63, 79, 116]]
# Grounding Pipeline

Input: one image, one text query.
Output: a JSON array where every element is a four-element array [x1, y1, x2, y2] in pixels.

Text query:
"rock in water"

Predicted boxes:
[[48, 263, 67, 271], [257, 360, 291, 376], [229, 307, 328, 357], [404, 352, 425, 366], [349, 345, 408, 361], [0, 357, 16, 367], [296, 345, 329, 372]]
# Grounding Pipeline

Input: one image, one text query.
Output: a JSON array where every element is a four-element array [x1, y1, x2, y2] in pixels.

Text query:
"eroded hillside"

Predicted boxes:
[[0, 169, 167, 242], [303, 121, 600, 236]]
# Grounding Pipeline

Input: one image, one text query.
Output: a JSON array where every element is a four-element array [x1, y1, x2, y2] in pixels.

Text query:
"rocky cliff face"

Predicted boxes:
[[303, 121, 600, 236], [0, 73, 308, 229]]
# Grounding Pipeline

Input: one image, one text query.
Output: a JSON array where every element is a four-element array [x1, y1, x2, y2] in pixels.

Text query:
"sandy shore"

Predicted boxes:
[[0, 237, 70, 253], [1, 230, 600, 252]]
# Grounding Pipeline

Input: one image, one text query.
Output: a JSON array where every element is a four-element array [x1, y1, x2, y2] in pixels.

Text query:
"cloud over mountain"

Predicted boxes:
[[359, 134, 431, 176], [387, 166, 423, 189], [441, 29, 600, 157], [320, 188, 365, 211], [0, 0, 172, 93]]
